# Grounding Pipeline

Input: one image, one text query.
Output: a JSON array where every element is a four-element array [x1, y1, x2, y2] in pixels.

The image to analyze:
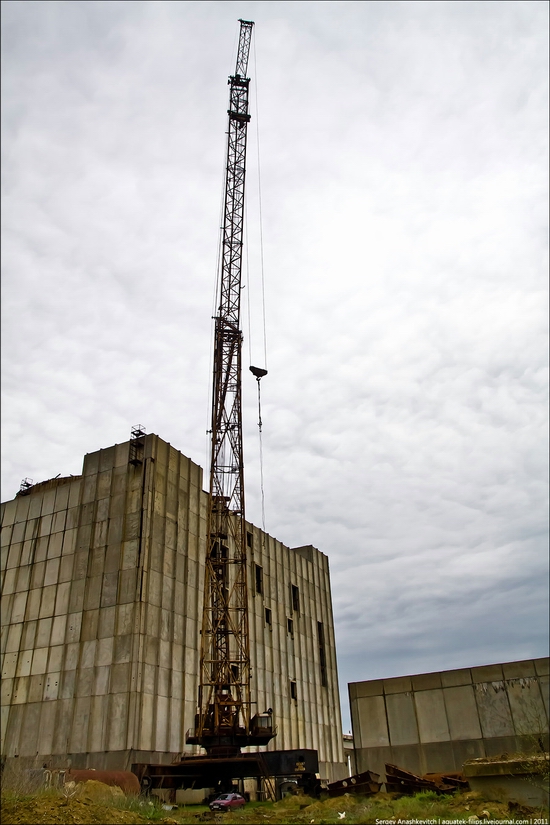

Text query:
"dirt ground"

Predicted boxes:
[[1, 794, 150, 825]]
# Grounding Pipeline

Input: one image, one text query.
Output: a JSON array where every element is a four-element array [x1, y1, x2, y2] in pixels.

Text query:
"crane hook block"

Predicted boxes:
[[250, 366, 268, 379]]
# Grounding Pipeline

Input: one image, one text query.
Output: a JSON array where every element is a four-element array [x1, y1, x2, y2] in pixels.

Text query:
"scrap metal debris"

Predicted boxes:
[[328, 769, 382, 797], [385, 763, 469, 795]]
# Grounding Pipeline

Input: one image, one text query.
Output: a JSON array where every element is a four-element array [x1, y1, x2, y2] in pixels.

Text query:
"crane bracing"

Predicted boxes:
[[186, 19, 275, 757]]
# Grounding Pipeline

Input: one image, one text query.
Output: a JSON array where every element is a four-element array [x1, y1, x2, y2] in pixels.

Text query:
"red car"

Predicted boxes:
[[209, 792, 246, 811]]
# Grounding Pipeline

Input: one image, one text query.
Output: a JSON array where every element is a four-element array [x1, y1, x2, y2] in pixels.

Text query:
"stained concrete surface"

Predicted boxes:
[[350, 658, 549, 780], [1, 434, 347, 783]]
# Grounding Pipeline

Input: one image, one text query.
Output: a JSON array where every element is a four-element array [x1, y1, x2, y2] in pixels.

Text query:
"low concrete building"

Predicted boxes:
[[350, 658, 549, 779], [342, 733, 356, 777], [1, 433, 347, 783]]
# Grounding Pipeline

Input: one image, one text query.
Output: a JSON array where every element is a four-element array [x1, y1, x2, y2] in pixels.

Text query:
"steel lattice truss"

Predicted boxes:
[[195, 19, 254, 748]]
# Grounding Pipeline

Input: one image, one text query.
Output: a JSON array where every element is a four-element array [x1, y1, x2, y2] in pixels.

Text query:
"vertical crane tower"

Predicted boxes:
[[187, 19, 275, 757]]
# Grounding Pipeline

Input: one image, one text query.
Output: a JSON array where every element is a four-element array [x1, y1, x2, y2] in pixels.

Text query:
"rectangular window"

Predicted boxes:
[[265, 607, 272, 626], [247, 531, 253, 548], [287, 618, 294, 638], [317, 621, 327, 687], [290, 680, 297, 701], [291, 584, 300, 614], [255, 564, 263, 595]]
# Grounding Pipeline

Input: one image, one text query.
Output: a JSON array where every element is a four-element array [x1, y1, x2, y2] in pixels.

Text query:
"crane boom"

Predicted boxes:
[[187, 19, 274, 757]]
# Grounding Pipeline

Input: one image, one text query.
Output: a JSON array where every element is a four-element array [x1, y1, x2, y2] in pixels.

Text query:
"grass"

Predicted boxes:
[[1, 760, 548, 825], [1, 788, 547, 825]]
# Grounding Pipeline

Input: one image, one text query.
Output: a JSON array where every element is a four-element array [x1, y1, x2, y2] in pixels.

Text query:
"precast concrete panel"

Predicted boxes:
[[440, 668, 471, 688], [506, 678, 547, 735], [386, 692, 419, 746], [390, 744, 422, 776], [540, 676, 549, 718], [350, 660, 549, 778], [355, 695, 390, 748], [474, 681, 514, 738], [444, 685, 482, 740], [419, 741, 455, 773], [414, 689, 450, 743]]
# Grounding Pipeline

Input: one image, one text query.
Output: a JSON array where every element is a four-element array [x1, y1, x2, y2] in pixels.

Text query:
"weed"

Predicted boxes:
[[110, 793, 168, 822]]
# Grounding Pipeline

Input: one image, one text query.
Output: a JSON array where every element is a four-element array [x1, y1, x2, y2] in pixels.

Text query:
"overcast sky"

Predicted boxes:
[[2, 0, 548, 733]]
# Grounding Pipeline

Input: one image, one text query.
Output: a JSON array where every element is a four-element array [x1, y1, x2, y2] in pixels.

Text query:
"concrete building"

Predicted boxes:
[[350, 657, 549, 780], [1, 433, 346, 783]]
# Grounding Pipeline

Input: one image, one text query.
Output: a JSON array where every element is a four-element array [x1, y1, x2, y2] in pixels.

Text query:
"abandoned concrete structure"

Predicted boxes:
[[350, 657, 549, 780], [0, 433, 346, 783]]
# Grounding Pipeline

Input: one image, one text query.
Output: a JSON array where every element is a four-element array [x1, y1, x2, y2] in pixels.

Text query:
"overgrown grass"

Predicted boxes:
[[109, 793, 169, 822]]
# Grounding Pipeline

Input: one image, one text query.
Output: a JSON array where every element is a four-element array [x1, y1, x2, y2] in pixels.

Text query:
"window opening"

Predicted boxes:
[[265, 607, 272, 626], [290, 680, 297, 701], [291, 584, 300, 613], [287, 618, 294, 638], [255, 564, 263, 595], [317, 621, 327, 687]]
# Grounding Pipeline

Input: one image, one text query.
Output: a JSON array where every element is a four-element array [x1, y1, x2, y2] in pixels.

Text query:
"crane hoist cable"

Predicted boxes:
[[249, 365, 267, 531]]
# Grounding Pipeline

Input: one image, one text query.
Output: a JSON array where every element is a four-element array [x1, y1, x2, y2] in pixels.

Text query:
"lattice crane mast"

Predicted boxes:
[[186, 19, 274, 757]]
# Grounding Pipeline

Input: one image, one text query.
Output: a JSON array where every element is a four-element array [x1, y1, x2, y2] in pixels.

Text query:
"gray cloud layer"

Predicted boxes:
[[2, 1, 548, 731]]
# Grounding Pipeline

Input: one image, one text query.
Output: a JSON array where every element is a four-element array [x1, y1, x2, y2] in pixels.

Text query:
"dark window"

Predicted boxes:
[[290, 680, 297, 701], [255, 564, 263, 595], [247, 531, 253, 548], [231, 664, 239, 682], [211, 542, 228, 560], [265, 607, 272, 626], [317, 621, 327, 687], [291, 584, 300, 613], [287, 618, 294, 638]]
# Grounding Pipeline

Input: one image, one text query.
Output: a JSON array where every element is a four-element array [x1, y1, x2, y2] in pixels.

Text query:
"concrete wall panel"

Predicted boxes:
[[24, 589, 42, 622], [89, 695, 107, 751], [139, 691, 154, 751], [60, 669, 76, 699], [475, 682, 514, 737], [355, 744, 392, 777], [1, 705, 9, 751], [4, 703, 24, 755], [482, 735, 520, 757], [506, 678, 547, 735], [386, 692, 419, 746], [419, 740, 454, 774], [20, 702, 41, 756], [38, 700, 57, 754], [451, 737, 485, 768], [444, 685, 482, 740], [415, 689, 450, 743], [94, 665, 110, 695], [389, 744, 422, 776], [355, 695, 389, 748], [352, 680, 384, 699], [108, 693, 128, 751], [440, 668, 471, 688], [351, 660, 548, 777], [28, 674, 45, 703]]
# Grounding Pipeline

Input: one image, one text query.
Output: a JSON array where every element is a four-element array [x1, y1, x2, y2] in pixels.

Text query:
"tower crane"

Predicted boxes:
[[186, 18, 274, 758]]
